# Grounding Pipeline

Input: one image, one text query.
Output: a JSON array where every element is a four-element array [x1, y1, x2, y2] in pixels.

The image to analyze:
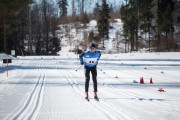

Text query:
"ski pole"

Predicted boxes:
[[75, 65, 83, 71], [97, 67, 102, 71]]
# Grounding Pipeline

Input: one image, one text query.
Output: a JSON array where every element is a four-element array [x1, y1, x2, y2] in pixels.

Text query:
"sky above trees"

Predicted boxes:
[[35, 0, 123, 15]]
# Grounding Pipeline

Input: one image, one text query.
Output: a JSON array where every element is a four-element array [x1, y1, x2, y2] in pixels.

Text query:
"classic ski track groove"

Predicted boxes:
[[55, 62, 120, 120], [1, 58, 178, 120], [56, 61, 135, 120], [10, 60, 46, 120], [68, 70, 135, 120]]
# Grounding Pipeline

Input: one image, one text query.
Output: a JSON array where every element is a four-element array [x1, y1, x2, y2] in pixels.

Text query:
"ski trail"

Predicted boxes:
[[73, 63, 180, 116], [1, 60, 37, 120], [8, 60, 46, 120], [93, 72, 180, 118], [55, 61, 120, 120], [76, 59, 180, 114], [110, 85, 180, 111], [57, 64, 135, 120], [59, 69, 120, 120], [123, 67, 179, 83], [99, 61, 180, 83], [97, 71, 180, 112], [74, 69, 137, 120]]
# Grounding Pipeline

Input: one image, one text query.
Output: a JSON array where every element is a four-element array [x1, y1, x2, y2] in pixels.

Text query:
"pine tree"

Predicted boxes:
[[0, 0, 33, 53], [88, 31, 95, 43], [157, 0, 175, 51], [120, 0, 139, 51], [93, 3, 100, 20], [81, 12, 89, 27], [120, 3, 128, 52], [58, 0, 68, 24], [93, 3, 100, 13], [97, 0, 111, 48], [139, 0, 154, 51], [72, 0, 76, 16], [175, 0, 180, 24], [49, 37, 61, 55]]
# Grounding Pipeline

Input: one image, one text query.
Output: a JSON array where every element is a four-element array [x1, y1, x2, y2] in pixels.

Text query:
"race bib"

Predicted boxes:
[[84, 58, 98, 64]]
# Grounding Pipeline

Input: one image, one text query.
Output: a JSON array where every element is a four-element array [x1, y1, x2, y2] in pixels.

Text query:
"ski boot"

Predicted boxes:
[[85, 92, 89, 101], [94, 92, 99, 101]]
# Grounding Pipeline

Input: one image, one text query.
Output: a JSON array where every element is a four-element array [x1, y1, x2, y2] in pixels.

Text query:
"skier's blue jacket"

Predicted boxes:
[[79, 50, 101, 67]]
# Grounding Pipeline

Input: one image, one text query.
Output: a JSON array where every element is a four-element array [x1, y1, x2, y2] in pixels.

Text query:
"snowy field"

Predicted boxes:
[[0, 51, 180, 120]]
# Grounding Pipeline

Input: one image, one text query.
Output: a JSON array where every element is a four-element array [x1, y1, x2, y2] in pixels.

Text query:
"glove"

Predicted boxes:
[[81, 62, 84, 65], [96, 60, 99, 64]]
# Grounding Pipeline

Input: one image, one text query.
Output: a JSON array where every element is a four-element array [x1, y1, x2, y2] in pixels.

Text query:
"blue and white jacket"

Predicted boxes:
[[79, 50, 101, 67]]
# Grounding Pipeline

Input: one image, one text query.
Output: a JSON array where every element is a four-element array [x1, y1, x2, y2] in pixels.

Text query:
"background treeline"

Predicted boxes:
[[0, 0, 118, 55], [120, 0, 180, 52], [0, 0, 180, 55], [0, 0, 32, 55], [0, 0, 61, 55]]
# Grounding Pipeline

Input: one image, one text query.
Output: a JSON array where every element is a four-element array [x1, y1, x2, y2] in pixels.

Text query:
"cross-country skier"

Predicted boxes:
[[79, 43, 101, 101]]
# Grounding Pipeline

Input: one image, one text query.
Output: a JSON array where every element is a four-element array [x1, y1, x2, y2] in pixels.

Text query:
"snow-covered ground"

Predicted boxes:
[[0, 50, 180, 120]]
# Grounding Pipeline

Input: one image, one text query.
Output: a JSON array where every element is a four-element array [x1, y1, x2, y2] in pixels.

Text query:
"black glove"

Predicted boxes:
[[81, 62, 84, 65]]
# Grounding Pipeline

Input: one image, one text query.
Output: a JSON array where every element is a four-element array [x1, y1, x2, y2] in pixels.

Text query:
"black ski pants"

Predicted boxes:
[[84, 66, 97, 92]]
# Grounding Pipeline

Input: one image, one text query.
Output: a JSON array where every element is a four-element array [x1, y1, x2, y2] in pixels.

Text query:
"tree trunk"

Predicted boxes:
[[3, 7, 7, 53], [149, 29, 150, 51], [43, 0, 49, 55], [29, 5, 32, 54], [166, 32, 168, 51], [135, 27, 138, 51], [81, 0, 84, 14]]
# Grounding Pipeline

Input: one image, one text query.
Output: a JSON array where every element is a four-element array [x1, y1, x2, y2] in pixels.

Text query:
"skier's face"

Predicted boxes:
[[90, 47, 95, 53]]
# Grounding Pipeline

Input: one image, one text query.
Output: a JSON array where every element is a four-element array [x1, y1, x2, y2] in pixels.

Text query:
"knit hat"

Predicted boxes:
[[90, 43, 96, 49]]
